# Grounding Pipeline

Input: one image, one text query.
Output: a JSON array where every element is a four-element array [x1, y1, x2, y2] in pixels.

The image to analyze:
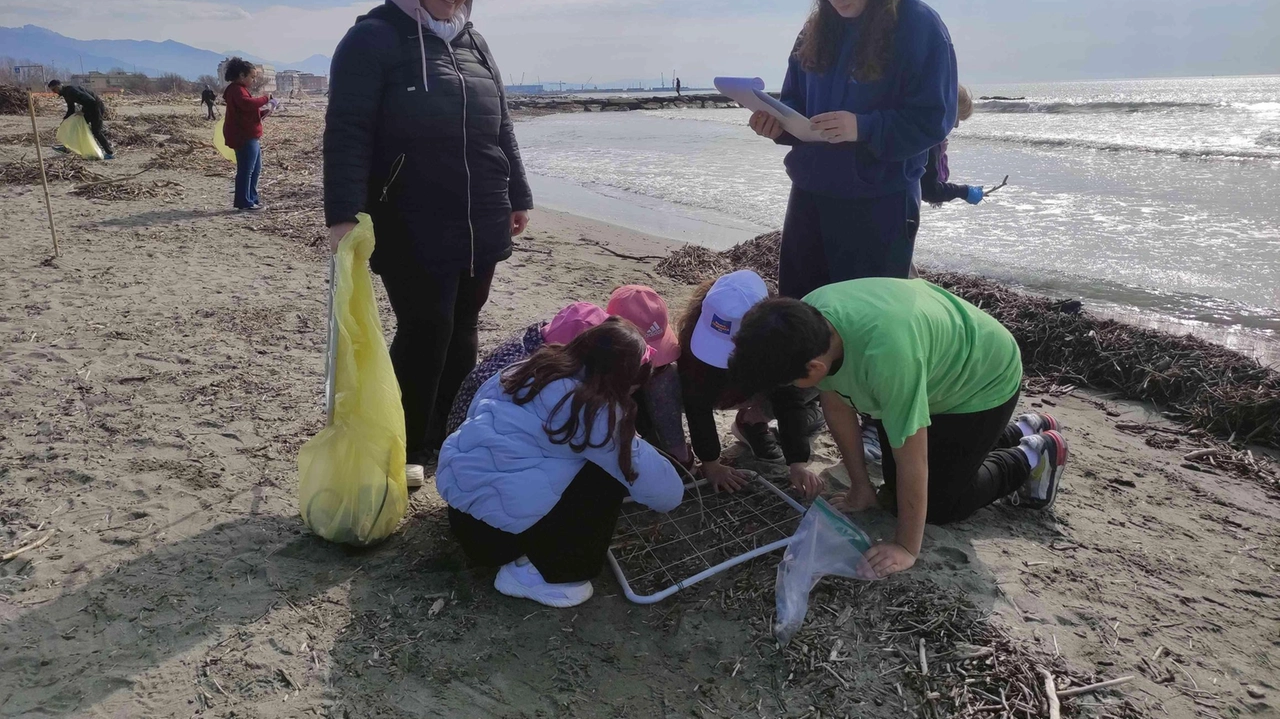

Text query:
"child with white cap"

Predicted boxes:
[[676, 270, 800, 491]]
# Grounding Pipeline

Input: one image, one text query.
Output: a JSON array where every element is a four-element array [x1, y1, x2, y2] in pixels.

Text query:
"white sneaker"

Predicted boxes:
[[494, 557, 593, 608], [405, 464, 425, 489]]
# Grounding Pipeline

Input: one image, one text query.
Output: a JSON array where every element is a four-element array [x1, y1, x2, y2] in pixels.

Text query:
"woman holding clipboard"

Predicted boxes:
[[746, 0, 957, 494], [750, 0, 957, 294]]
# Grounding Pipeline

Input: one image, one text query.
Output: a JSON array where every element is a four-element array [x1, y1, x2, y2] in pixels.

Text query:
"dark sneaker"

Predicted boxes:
[[1010, 430, 1068, 510], [1018, 412, 1059, 434], [732, 421, 784, 463], [799, 400, 827, 437], [103, 153, 116, 160]]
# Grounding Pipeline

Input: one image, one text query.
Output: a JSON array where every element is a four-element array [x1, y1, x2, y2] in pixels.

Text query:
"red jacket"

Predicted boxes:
[[222, 83, 270, 150]]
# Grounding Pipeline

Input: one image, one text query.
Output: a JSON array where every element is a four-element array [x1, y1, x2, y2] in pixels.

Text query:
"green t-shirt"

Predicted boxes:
[[805, 279, 1023, 449]]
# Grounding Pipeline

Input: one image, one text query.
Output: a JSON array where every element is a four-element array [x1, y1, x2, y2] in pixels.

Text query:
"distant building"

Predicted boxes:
[[258, 64, 277, 94], [506, 84, 545, 95], [277, 70, 329, 97], [69, 72, 132, 92]]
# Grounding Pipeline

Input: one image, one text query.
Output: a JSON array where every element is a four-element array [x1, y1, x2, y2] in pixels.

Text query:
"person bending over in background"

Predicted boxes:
[[728, 278, 1068, 578], [201, 85, 218, 120], [48, 80, 114, 160], [324, 0, 533, 479], [437, 319, 683, 608]]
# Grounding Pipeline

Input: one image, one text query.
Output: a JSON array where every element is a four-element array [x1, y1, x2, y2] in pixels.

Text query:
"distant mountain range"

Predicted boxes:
[[0, 25, 331, 80]]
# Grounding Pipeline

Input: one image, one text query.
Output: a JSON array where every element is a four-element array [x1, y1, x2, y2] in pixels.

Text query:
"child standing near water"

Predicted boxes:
[[437, 318, 683, 608], [921, 86, 985, 206], [222, 57, 273, 211]]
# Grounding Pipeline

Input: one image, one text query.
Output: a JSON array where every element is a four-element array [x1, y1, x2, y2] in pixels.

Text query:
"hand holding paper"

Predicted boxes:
[[714, 77, 824, 143]]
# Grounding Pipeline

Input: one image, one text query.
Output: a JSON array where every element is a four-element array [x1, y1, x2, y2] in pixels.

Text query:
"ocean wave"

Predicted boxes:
[[964, 132, 1280, 161], [976, 100, 1222, 114]]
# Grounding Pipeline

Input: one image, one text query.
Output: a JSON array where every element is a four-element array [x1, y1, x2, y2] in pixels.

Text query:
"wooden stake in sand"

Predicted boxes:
[[27, 92, 60, 258]]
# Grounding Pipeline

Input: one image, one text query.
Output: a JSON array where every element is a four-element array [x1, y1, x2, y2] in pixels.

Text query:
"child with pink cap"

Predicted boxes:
[[443, 302, 607, 452], [606, 285, 692, 466]]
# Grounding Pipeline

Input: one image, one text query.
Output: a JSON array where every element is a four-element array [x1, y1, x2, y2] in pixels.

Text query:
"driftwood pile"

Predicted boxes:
[[657, 231, 1280, 452], [0, 85, 28, 115], [0, 156, 106, 185]]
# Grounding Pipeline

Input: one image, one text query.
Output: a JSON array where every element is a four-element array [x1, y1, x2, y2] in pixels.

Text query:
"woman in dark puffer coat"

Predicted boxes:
[[324, 0, 533, 479]]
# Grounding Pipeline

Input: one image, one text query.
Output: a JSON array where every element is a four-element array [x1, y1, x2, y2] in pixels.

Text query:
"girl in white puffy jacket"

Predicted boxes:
[[437, 317, 684, 608]]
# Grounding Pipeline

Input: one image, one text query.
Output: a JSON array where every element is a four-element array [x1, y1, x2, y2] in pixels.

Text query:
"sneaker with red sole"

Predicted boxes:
[[1010, 430, 1068, 510], [1017, 412, 1059, 434]]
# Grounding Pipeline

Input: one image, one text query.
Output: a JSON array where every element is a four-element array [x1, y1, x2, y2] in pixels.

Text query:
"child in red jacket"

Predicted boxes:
[[222, 57, 273, 211]]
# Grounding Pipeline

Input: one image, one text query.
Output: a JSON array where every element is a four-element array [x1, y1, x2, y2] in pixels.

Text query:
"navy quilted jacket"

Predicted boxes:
[[324, 2, 533, 274]]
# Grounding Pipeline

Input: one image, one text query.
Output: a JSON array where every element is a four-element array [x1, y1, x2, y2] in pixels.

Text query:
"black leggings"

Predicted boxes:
[[878, 392, 1030, 525], [380, 265, 495, 457], [448, 462, 627, 583]]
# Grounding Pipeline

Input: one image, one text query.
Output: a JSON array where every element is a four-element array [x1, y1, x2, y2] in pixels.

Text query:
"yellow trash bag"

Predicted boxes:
[[213, 118, 236, 163], [55, 114, 104, 160], [298, 214, 408, 545]]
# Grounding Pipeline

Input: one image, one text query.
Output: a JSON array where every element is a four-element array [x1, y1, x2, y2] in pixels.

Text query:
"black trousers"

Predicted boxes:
[[771, 186, 920, 463], [778, 185, 919, 299], [448, 462, 627, 583], [83, 104, 113, 155], [877, 392, 1030, 525], [380, 264, 495, 457], [204, 101, 216, 120]]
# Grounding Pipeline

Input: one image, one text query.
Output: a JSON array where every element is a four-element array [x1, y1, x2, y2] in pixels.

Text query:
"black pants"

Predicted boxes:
[[778, 185, 919, 299], [83, 105, 113, 156], [204, 101, 216, 120], [448, 462, 627, 583], [877, 392, 1030, 525], [380, 264, 495, 457], [771, 186, 919, 462]]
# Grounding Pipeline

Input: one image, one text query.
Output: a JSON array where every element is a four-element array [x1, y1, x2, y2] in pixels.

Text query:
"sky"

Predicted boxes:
[[2, 0, 1279, 86]]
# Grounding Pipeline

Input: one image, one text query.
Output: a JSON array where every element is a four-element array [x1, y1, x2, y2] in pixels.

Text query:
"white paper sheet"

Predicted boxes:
[[713, 77, 822, 143]]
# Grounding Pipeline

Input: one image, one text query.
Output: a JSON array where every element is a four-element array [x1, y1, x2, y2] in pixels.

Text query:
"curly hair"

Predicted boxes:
[[223, 57, 256, 83], [797, 0, 901, 83]]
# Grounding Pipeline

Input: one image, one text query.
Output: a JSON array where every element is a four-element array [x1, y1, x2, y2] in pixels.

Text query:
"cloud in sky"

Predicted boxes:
[[2, 0, 1278, 82]]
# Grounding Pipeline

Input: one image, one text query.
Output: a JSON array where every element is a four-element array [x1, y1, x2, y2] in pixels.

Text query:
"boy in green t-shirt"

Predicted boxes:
[[728, 278, 1069, 578]]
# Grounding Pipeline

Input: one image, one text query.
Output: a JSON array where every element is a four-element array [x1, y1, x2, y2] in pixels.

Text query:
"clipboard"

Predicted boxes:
[[714, 76, 822, 143]]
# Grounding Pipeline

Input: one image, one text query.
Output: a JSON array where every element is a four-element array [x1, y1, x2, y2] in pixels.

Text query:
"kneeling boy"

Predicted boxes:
[[728, 278, 1068, 577]]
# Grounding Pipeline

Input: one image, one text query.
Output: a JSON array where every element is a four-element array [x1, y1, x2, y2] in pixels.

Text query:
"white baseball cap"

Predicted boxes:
[[690, 270, 768, 369]]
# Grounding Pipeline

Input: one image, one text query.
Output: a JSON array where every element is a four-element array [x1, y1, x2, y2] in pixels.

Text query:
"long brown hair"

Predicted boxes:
[[502, 318, 653, 482], [797, 0, 901, 83], [677, 279, 715, 357]]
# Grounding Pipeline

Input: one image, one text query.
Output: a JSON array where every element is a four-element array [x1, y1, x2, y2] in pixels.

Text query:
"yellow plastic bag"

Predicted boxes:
[[298, 214, 408, 545], [213, 118, 236, 163], [55, 114, 104, 160]]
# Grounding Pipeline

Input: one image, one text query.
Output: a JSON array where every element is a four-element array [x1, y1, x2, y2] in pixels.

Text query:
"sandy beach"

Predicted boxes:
[[1, 100, 1278, 718]]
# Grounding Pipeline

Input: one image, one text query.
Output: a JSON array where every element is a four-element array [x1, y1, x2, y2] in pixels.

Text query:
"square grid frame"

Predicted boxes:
[[607, 475, 807, 604]]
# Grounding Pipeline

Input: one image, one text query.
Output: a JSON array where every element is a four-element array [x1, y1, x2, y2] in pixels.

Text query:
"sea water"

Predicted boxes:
[[517, 76, 1280, 362]]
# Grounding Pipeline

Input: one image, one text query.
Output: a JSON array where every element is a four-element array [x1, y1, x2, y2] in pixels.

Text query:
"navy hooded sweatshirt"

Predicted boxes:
[[778, 0, 957, 200]]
